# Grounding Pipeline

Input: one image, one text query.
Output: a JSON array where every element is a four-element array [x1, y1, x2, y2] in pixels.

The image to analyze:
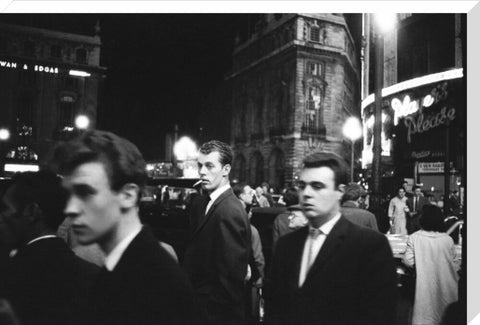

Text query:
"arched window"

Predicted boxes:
[[268, 149, 285, 190], [232, 154, 247, 182], [76, 48, 87, 63], [250, 151, 264, 187]]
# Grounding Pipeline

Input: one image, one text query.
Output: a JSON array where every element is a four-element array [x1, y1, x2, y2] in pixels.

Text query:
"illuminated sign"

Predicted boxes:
[[391, 94, 434, 125], [404, 106, 456, 143], [418, 162, 445, 173], [1, 59, 58, 74], [4, 163, 39, 173]]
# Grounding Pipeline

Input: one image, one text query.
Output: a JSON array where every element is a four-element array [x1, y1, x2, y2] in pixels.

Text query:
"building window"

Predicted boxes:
[[307, 86, 322, 110], [310, 25, 320, 42], [307, 62, 322, 76], [76, 48, 87, 63], [23, 41, 35, 57], [50, 45, 62, 58]]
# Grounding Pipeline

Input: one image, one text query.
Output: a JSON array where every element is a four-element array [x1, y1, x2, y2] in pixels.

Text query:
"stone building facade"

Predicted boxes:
[[0, 22, 105, 171], [227, 14, 360, 190]]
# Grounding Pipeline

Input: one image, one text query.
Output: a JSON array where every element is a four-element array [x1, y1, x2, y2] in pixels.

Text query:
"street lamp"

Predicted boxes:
[[371, 13, 396, 206], [343, 117, 362, 182], [173, 136, 198, 178], [75, 115, 90, 130]]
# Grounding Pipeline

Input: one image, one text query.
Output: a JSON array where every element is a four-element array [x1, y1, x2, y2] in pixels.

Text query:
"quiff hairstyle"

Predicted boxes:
[[199, 140, 233, 167], [302, 151, 349, 188], [50, 130, 147, 192]]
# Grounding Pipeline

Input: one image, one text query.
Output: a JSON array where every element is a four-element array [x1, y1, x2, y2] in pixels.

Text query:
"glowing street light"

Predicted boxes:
[[343, 117, 363, 182], [173, 136, 198, 161], [75, 115, 90, 130], [0, 128, 10, 141]]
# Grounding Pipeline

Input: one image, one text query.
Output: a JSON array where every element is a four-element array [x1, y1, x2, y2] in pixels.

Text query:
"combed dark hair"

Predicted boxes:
[[8, 171, 67, 231], [397, 186, 406, 194], [342, 183, 364, 202], [50, 130, 147, 192], [282, 187, 299, 207], [199, 140, 233, 166], [412, 185, 421, 192], [302, 151, 349, 187], [232, 182, 247, 198], [420, 204, 446, 232]]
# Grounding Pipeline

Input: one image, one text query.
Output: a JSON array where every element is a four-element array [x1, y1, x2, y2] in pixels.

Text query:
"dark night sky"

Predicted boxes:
[[0, 14, 360, 160]]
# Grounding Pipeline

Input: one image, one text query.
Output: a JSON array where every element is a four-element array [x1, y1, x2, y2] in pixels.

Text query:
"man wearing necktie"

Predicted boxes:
[[183, 140, 251, 325], [267, 152, 397, 325], [406, 185, 429, 234]]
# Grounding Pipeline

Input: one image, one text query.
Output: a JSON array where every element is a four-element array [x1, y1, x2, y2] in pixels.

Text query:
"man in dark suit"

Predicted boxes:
[[340, 183, 378, 231], [0, 171, 99, 325], [267, 152, 397, 325], [51, 130, 196, 325], [183, 140, 251, 325], [406, 185, 429, 234]]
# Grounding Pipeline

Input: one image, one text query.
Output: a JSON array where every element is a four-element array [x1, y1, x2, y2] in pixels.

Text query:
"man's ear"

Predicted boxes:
[[337, 184, 346, 200], [223, 164, 231, 176], [119, 183, 140, 209]]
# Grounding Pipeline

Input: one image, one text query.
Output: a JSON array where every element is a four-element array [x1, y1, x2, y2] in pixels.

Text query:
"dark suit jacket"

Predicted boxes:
[[0, 237, 99, 325], [183, 188, 251, 324], [341, 201, 379, 231], [267, 216, 397, 325], [89, 226, 196, 325], [406, 196, 429, 233]]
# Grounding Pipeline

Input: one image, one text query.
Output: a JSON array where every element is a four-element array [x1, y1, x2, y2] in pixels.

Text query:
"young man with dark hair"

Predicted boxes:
[[406, 185, 429, 234], [51, 130, 196, 325], [340, 183, 378, 231], [0, 171, 99, 325], [267, 151, 397, 325], [183, 140, 251, 325]]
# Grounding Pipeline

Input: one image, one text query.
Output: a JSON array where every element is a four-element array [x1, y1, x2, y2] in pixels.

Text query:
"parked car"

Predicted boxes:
[[139, 177, 201, 262]]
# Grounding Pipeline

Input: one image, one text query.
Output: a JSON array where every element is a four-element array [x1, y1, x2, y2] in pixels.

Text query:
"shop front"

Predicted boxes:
[[361, 69, 465, 208]]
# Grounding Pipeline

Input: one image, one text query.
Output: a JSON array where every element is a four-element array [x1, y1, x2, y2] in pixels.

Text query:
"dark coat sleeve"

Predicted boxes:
[[208, 196, 251, 321]]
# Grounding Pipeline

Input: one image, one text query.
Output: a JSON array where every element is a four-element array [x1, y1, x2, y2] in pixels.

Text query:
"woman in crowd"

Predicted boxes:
[[388, 187, 409, 234], [402, 205, 460, 325]]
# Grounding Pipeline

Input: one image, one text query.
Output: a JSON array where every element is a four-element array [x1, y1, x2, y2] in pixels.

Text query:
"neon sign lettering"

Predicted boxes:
[[0, 59, 59, 74], [404, 106, 456, 143], [391, 94, 434, 125]]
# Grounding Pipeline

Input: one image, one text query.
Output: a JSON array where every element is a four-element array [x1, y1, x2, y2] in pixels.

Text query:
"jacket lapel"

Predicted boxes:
[[192, 188, 232, 237], [303, 216, 349, 283]]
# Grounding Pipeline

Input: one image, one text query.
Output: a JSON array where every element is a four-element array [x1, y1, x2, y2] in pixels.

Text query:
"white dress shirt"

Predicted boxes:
[[298, 213, 341, 287], [205, 183, 230, 215], [104, 226, 142, 271]]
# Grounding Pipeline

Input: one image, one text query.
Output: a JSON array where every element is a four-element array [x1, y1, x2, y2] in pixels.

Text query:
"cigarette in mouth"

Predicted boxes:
[[193, 180, 203, 187]]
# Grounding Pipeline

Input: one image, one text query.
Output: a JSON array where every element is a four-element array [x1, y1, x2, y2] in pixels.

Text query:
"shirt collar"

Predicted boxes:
[[104, 226, 142, 271], [309, 212, 341, 236], [26, 235, 57, 246], [209, 183, 230, 203]]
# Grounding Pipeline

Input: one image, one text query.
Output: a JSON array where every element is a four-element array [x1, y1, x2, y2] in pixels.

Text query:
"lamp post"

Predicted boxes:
[[0, 128, 11, 177], [371, 13, 396, 207], [343, 117, 362, 182]]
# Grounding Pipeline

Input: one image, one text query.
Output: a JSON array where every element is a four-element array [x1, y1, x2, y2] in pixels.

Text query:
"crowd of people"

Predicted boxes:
[[0, 129, 463, 325]]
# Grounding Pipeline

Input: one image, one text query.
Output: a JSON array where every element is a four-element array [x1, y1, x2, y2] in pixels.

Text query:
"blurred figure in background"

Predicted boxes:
[[0, 171, 99, 325], [340, 183, 378, 231], [272, 186, 303, 249], [261, 182, 275, 207], [253, 187, 270, 208], [403, 205, 460, 325], [406, 185, 429, 234], [388, 187, 409, 235]]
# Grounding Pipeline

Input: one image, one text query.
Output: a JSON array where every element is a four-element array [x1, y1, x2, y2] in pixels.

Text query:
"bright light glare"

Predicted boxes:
[[375, 13, 396, 34], [75, 115, 90, 129], [343, 117, 362, 141], [4, 164, 39, 173], [0, 128, 10, 141], [174, 136, 198, 161], [69, 70, 91, 77]]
